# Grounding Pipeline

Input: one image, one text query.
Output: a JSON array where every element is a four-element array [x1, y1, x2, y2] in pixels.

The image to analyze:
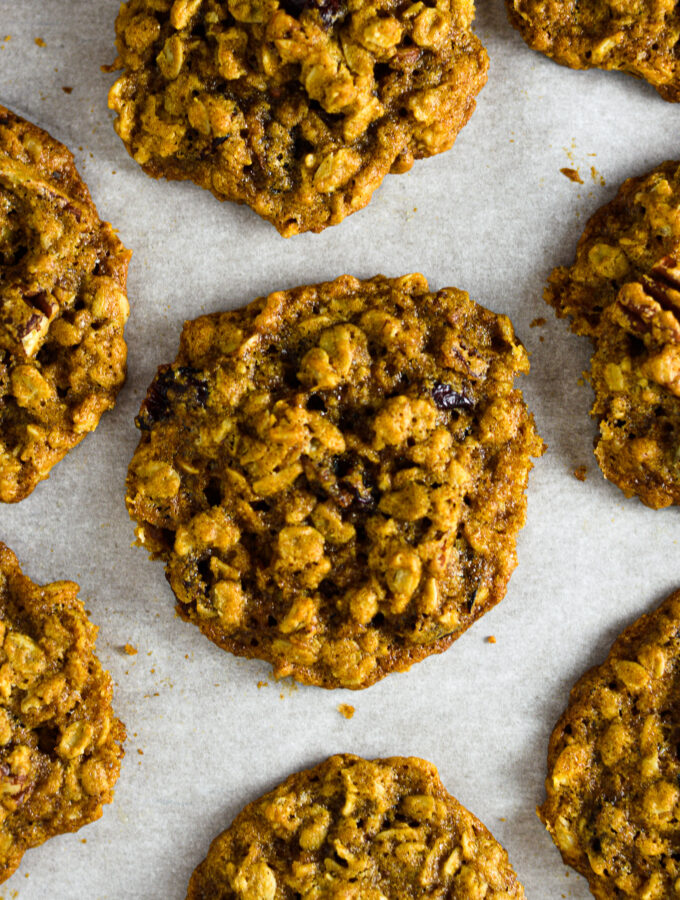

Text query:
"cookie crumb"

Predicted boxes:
[[62, 86, 73, 94], [573, 465, 587, 482], [137, 749, 144, 755], [257, 680, 268, 689], [486, 635, 497, 644], [590, 165, 605, 186], [34, 37, 46, 47], [560, 167, 584, 184], [123, 643, 137, 656], [530, 317, 546, 328], [338, 704, 355, 720]]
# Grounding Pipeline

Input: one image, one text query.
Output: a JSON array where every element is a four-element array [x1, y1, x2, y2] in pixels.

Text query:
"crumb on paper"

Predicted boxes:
[[338, 704, 355, 720], [530, 317, 546, 328], [486, 635, 496, 644], [123, 643, 137, 656], [539, 335, 545, 342], [257, 680, 268, 689], [3, 36, 11, 42], [560, 167, 584, 184], [590, 165, 605, 186], [276, 676, 298, 696], [137, 749, 144, 755], [62, 86, 73, 94], [34, 37, 46, 47], [81, 838, 87, 844], [574, 465, 587, 482]]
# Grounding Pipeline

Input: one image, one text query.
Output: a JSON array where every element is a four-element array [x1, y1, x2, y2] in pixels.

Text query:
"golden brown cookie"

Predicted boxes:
[[126, 274, 543, 689], [539, 589, 680, 900], [0, 106, 131, 503], [187, 753, 526, 899], [0, 542, 125, 883], [108, 0, 488, 236], [545, 161, 680, 508], [506, 0, 680, 101]]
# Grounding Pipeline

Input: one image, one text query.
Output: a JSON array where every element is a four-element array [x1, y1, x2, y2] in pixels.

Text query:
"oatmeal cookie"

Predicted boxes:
[[539, 589, 680, 900], [506, 0, 680, 101], [108, 0, 488, 236], [0, 106, 131, 503], [0, 542, 125, 883], [545, 161, 680, 508], [187, 753, 526, 899], [126, 274, 542, 689]]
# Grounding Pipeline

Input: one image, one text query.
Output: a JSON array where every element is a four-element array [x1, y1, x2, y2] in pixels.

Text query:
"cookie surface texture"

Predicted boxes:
[[0, 542, 125, 883], [108, 0, 488, 236], [545, 161, 680, 508], [540, 589, 680, 900], [126, 274, 542, 689], [0, 106, 131, 503], [187, 753, 526, 899], [506, 0, 680, 101]]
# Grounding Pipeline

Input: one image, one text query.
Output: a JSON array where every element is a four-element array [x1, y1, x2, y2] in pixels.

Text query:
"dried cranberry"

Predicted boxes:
[[137, 365, 209, 429], [281, 0, 345, 26], [431, 382, 474, 412]]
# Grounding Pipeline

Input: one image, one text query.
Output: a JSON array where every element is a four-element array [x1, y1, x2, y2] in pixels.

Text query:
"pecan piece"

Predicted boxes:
[[612, 260, 680, 396], [613, 278, 680, 346]]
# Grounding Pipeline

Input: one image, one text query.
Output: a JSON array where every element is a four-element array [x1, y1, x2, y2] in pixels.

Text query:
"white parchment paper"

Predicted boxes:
[[1, 2, 680, 897]]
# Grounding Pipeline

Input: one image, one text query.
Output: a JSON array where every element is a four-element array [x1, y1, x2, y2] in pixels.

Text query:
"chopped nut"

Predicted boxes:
[[588, 243, 630, 279]]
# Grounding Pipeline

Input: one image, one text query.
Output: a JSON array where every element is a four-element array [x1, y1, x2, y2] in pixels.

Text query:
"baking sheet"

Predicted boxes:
[[1, 1, 680, 897]]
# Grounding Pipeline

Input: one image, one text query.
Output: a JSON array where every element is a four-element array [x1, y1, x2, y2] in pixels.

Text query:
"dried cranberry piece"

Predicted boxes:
[[281, 0, 345, 26], [137, 365, 209, 429], [431, 382, 474, 412]]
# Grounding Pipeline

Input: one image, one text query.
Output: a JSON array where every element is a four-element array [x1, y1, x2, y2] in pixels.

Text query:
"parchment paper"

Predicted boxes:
[[1, 2, 679, 897]]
